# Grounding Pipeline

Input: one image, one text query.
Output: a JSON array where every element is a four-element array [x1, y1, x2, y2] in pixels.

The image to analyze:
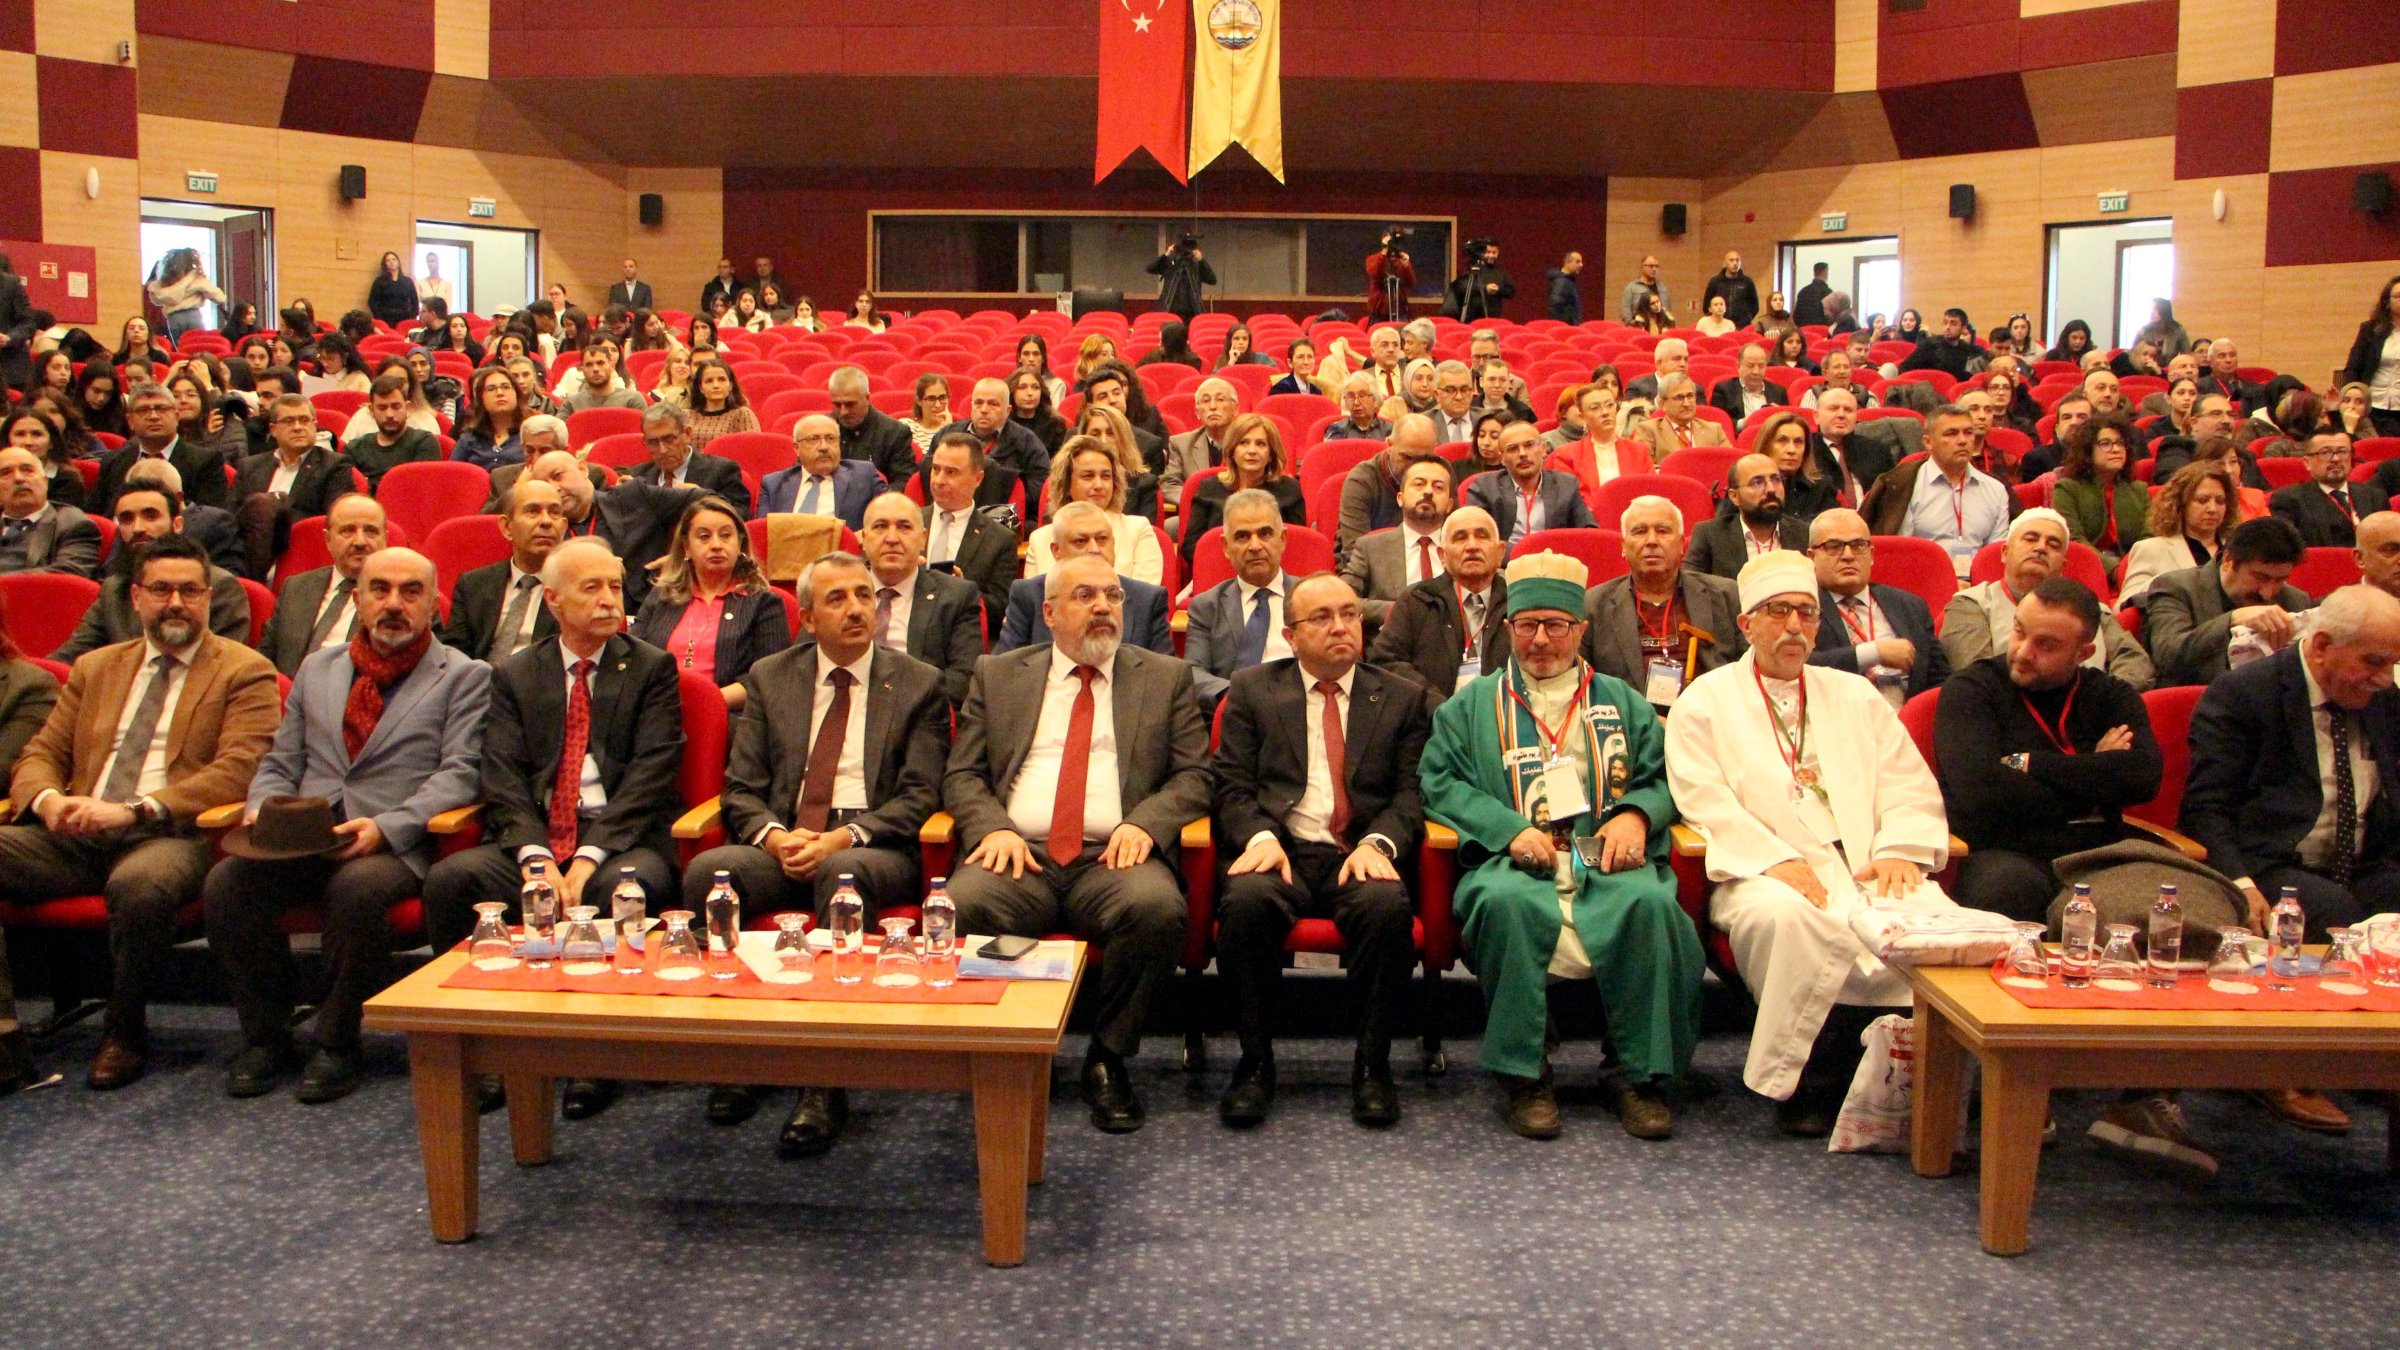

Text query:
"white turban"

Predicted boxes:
[[2009, 506, 2070, 538], [1737, 550, 1819, 615]]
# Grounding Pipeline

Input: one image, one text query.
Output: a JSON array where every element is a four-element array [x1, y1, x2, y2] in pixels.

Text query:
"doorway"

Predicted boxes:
[[414, 221, 539, 317], [1779, 236, 1900, 328], [2044, 219, 2172, 351], [139, 199, 274, 331]]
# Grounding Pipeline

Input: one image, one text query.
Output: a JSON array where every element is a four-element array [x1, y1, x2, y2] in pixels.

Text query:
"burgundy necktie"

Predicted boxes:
[[794, 668, 855, 831], [1317, 679, 1351, 840], [1416, 535, 1435, 583], [548, 659, 593, 861], [1048, 666, 1098, 865]]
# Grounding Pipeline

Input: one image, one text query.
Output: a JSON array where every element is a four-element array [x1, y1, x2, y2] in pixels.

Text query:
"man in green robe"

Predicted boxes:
[[1421, 549, 1703, 1141]]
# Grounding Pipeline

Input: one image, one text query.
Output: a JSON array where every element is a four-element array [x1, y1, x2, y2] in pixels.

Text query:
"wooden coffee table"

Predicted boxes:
[[363, 945, 1084, 1266], [1904, 962, 2400, 1256]]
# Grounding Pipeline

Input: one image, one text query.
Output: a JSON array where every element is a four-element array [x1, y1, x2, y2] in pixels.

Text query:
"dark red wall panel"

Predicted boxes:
[[0, 1, 34, 54], [2266, 165, 2400, 268], [0, 150, 42, 243], [2019, 0, 2178, 71], [35, 57, 139, 160], [137, 0, 434, 69], [2274, 0, 2400, 76], [1881, 73, 2038, 160], [280, 55, 432, 141], [2173, 78, 2272, 180]]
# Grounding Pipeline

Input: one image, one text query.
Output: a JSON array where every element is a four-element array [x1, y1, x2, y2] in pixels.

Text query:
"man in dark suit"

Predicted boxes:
[[1706, 344, 1791, 432], [997, 502, 1172, 656], [2198, 340, 2262, 415], [1183, 490, 1296, 710], [1461, 421, 1596, 549], [756, 414, 881, 528], [920, 433, 1018, 632], [92, 382, 230, 518], [628, 402, 751, 519], [1809, 386, 1890, 510], [2146, 517, 2314, 687], [443, 478, 566, 663], [1581, 494, 1746, 706], [828, 367, 921, 484], [1685, 453, 1810, 580], [683, 550, 950, 1153], [52, 487, 250, 662], [606, 257, 653, 312], [1368, 505, 1509, 701], [943, 553, 1213, 1133], [932, 378, 1049, 497], [0, 256, 33, 393], [260, 495, 386, 677], [1803, 508, 1947, 703], [423, 538, 685, 1121], [858, 491, 982, 705], [233, 393, 352, 518], [2269, 429, 2387, 549], [1212, 574, 1431, 1128], [0, 445, 99, 578], [1338, 455, 1453, 630]]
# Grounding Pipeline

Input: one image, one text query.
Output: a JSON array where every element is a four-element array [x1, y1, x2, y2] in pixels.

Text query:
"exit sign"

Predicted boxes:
[[2098, 193, 2130, 213], [1821, 212, 1847, 232], [186, 172, 217, 194], [468, 197, 497, 218]]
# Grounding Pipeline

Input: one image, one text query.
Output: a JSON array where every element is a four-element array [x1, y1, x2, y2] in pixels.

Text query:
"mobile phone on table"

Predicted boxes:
[[976, 935, 1039, 961]]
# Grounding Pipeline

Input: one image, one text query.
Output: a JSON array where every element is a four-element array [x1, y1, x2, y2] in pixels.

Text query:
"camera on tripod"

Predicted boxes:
[[1380, 226, 1413, 256], [1170, 231, 1202, 260]]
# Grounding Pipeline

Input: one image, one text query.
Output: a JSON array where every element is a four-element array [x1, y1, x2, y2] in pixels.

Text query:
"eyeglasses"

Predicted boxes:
[[2304, 447, 2353, 461], [1066, 586, 1127, 606], [139, 582, 210, 602], [1291, 607, 1363, 629], [271, 415, 316, 427], [642, 433, 686, 447], [1809, 539, 1873, 557], [1751, 600, 1820, 624], [1507, 617, 1577, 640]]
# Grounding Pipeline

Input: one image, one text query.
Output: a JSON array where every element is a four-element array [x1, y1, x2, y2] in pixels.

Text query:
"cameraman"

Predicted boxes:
[[1364, 227, 1417, 323], [1444, 238, 1515, 322], [1146, 233, 1216, 323]]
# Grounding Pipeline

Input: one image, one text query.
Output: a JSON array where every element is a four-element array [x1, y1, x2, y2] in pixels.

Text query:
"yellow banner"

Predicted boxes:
[[1188, 0, 1283, 181]]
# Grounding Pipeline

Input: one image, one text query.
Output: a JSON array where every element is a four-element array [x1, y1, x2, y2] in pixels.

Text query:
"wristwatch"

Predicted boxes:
[[844, 823, 870, 849], [2003, 753, 2031, 773], [1364, 835, 1397, 860]]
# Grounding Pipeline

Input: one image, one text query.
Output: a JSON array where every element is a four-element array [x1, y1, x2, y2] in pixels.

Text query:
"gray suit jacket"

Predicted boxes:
[[1337, 526, 1438, 628], [1683, 513, 1811, 580], [1183, 574, 1292, 710], [1, 504, 100, 578], [1579, 571, 1747, 693], [899, 565, 984, 706], [248, 640, 491, 877], [1160, 427, 1226, 508], [724, 642, 949, 852], [2141, 564, 2313, 688], [260, 566, 355, 677], [1461, 467, 1598, 542], [943, 643, 1212, 856]]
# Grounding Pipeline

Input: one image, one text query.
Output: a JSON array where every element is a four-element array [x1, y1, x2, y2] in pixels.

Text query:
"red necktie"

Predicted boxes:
[[1047, 666, 1099, 866], [548, 659, 594, 861], [1317, 679, 1351, 839], [1415, 535, 1435, 583], [795, 668, 854, 831]]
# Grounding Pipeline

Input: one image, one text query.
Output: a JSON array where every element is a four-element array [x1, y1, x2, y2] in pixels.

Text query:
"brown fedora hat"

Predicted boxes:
[[222, 795, 343, 862]]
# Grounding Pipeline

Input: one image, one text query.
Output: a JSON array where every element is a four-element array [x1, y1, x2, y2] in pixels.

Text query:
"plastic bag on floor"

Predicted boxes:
[[1829, 1013, 1977, 1154]]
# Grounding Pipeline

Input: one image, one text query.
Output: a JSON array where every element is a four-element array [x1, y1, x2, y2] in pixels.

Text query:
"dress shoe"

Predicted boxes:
[[1218, 1055, 1276, 1128], [85, 1037, 146, 1091], [2252, 1087, 2351, 1134], [1775, 1090, 1836, 1139], [559, 1078, 620, 1120], [706, 1086, 764, 1126], [225, 1041, 303, 1099], [2090, 1092, 2217, 1176], [474, 1075, 506, 1115], [1081, 1055, 1146, 1133], [1351, 1058, 1400, 1128], [1602, 1074, 1674, 1140], [0, 1029, 35, 1095], [778, 1087, 849, 1158], [295, 1047, 363, 1104], [1501, 1072, 1561, 1140]]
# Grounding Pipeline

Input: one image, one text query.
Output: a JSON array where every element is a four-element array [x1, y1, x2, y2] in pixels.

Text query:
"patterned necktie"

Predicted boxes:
[[801, 476, 824, 515], [1463, 591, 1484, 662], [496, 574, 540, 659], [1317, 679, 1351, 840], [1236, 586, 1271, 667], [1048, 666, 1099, 865], [307, 577, 356, 649], [548, 659, 594, 861], [875, 587, 900, 648], [2327, 703, 2358, 886], [1416, 535, 1435, 583], [795, 668, 854, 831], [100, 653, 179, 804], [2, 517, 30, 542], [931, 511, 956, 563]]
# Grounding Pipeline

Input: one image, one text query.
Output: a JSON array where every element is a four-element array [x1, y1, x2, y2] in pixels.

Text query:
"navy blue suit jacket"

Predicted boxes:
[[755, 459, 884, 529], [995, 575, 1174, 657]]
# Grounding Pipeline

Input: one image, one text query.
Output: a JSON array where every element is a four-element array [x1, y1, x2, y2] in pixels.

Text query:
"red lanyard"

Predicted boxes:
[[1640, 594, 1679, 648], [2019, 673, 2081, 755], [1946, 476, 1966, 538], [1671, 419, 1696, 448], [1753, 664, 1813, 787], [1505, 665, 1595, 760], [1836, 595, 1875, 643]]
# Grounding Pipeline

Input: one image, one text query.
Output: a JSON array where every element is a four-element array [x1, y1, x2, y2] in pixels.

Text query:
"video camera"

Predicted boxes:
[[1170, 231, 1203, 260], [1464, 236, 1498, 263], [1379, 226, 1413, 254]]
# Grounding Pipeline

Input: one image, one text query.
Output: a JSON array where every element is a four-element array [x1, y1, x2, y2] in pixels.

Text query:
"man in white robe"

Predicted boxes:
[[1665, 549, 1960, 1136]]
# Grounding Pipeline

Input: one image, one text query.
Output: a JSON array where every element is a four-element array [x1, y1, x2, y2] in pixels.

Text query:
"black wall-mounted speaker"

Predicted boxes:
[[1661, 203, 1688, 236], [638, 193, 664, 226], [1948, 184, 1976, 220], [338, 164, 366, 201], [2357, 171, 2393, 218]]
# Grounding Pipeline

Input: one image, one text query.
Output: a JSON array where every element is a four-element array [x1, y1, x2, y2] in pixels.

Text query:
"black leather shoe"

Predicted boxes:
[[1218, 1054, 1276, 1128], [1081, 1054, 1145, 1133], [0, 1029, 36, 1096], [560, 1078, 620, 1120], [778, 1087, 849, 1158], [1776, 1090, 1837, 1138], [295, 1047, 363, 1104], [706, 1086, 763, 1126], [474, 1075, 505, 1115], [1351, 1058, 1401, 1127], [226, 1040, 303, 1099]]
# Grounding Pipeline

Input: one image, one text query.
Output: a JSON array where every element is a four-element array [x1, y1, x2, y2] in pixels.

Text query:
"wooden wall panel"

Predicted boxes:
[[40, 149, 139, 323], [2262, 262, 2399, 390], [1603, 177, 1706, 321], [0, 51, 37, 149], [1833, 0, 1877, 94], [2170, 174, 2267, 360], [2021, 0, 2151, 15], [626, 166, 722, 310], [2176, 0, 2272, 87], [2269, 66, 2400, 174], [433, 0, 489, 81], [35, 0, 132, 66]]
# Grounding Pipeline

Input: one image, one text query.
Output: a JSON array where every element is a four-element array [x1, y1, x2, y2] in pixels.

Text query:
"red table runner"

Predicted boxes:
[[440, 951, 1006, 1004], [1991, 965, 2400, 1013]]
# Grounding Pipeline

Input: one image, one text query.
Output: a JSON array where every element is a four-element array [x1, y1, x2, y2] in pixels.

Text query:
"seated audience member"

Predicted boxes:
[[1338, 456, 1453, 628], [204, 547, 487, 1104], [1707, 345, 1790, 431], [15, 399, 96, 508], [2270, 429, 2386, 549], [1359, 327, 1405, 402], [1184, 491, 1296, 710], [444, 478, 568, 662], [2119, 463, 2240, 606], [1367, 506, 1508, 700], [997, 502, 1172, 656], [1666, 551, 1965, 1137], [1805, 508, 1947, 705], [854, 491, 982, 706], [1178, 415, 1307, 577], [629, 494, 790, 710], [898, 374, 952, 461], [1694, 295, 1737, 337], [1807, 387, 1887, 511], [1862, 403, 2011, 579], [1625, 338, 1686, 403], [422, 538, 684, 1121], [683, 358, 761, 454], [1953, 389, 2020, 488], [2050, 412, 2151, 575], [1323, 373, 1394, 443], [1336, 416, 1443, 555], [1941, 508, 2153, 689], [508, 354, 561, 420], [343, 373, 445, 493], [2359, 512, 2400, 601], [826, 366, 917, 484], [1027, 436, 1167, 587], [1463, 421, 1597, 549], [1470, 359, 1534, 425], [935, 377, 1051, 493], [680, 550, 949, 1153], [1627, 374, 1730, 464], [2144, 392, 2245, 484], [482, 417, 583, 507], [234, 392, 353, 561], [1899, 308, 1978, 380], [1546, 385, 1648, 515], [0, 443, 99, 578], [1071, 401, 1162, 522], [1685, 453, 1809, 578], [0, 533, 279, 1090], [1162, 378, 1240, 507], [53, 486, 250, 661], [943, 552, 1213, 1133], [1800, 348, 1877, 412], [92, 382, 231, 519], [124, 459, 246, 578], [449, 367, 527, 471], [1427, 361, 1481, 447], [1580, 495, 1745, 706], [755, 413, 875, 529], [1076, 362, 1167, 475], [1756, 411, 1837, 523], [919, 433, 1018, 632], [1211, 573, 1431, 1127], [2145, 516, 2313, 687], [557, 336, 645, 413], [1420, 551, 1700, 1141], [2200, 336, 2262, 414], [260, 495, 386, 677], [631, 401, 751, 520], [1267, 338, 1332, 398], [2333, 382, 2377, 442]]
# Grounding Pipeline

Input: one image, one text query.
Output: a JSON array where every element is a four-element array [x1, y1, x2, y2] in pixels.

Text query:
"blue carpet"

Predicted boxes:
[[2, 993, 2396, 1349]]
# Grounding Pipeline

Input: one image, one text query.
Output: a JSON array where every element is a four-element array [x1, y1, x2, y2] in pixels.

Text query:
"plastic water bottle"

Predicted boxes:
[[519, 858, 559, 968], [2060, 884, 2097, 988], [921, 875, 958, 988], [829, 873, 866, 984], [2146, 883, 2182, 988], [2267, 887, 2305, 992], [703, 870, 741, 979], [610, 867, 646, 975]]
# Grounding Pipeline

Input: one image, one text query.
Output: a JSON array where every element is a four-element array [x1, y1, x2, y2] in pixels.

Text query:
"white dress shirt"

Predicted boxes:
[[1006, 649, 1123, 842], [267, 453, 305, 497], [792, 468, 837, 515], [1400, 522, 1445, 584], [1278, 667, 1353, 848], [1434, 410, 1476, 445], [927, 506, 967, 564], [2299, 657, 2378, 871]]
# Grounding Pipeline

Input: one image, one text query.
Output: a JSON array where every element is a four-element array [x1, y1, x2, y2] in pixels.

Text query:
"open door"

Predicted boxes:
[[223, 211, 269, 316]]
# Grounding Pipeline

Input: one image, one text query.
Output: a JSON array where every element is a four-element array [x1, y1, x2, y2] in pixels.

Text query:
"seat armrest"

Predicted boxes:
[[672, 795, 722, 842], [427, 803, 484, 834], [920, 810, 954, 845], [1670, 823, 1707, 857], [195, 802, 247, 832], [2123, 816, 2207, 862]]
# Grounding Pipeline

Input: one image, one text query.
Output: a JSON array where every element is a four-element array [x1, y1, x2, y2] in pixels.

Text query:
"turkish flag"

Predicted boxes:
[[1095, 0, 1188, 183]]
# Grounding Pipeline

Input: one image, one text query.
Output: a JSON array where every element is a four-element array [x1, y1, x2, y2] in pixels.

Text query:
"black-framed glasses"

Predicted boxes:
[[1751, 600, 1820, 624], [1507, 617, 1577, 639], [1809, 540, 1873, 557]]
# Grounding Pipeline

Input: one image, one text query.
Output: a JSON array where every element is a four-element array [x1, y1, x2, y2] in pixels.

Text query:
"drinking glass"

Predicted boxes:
[[872, 917, 922, 988], [468, 902, 518, 971], [1997, 921, 2051, 988], [2320, 927, 2370, 996], [765, 913, 816, 985], [559, 906, 610, 975], [2094, 924, 2144, 991], [2204, 927, 2259, 995], [2371, 918, 2400, 990], [654, 911, 705, 981]]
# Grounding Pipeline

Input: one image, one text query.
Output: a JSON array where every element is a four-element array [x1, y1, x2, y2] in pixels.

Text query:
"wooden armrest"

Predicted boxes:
[[427, 803, 484, 834], [1671, 822, 1708, 857], [1170, 609, 1189, 634], [2123, 816, 2208, 862], [195, 802, 246, 831], [671, 795, 721, 841], [1948, 835, 1971, 858], [919, 811, 953, 845], [1180, 817, 1210, 849], [1425, 822, 1457, 850]]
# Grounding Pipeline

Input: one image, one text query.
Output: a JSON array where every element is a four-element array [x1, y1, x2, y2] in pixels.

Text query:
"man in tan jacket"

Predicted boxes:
[[1626, 373, 1732, 466], [0, 533, 279, 1091]]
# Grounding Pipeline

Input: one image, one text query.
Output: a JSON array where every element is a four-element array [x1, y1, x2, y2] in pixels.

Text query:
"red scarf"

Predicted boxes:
[[344, 625, 433, 759]]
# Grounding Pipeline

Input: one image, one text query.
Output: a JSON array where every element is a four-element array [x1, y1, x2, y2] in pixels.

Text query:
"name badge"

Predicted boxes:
[[1643, 658, 1684, 708], [1455, 657, 1482, 691], [1536, 755, 1590, 822]]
